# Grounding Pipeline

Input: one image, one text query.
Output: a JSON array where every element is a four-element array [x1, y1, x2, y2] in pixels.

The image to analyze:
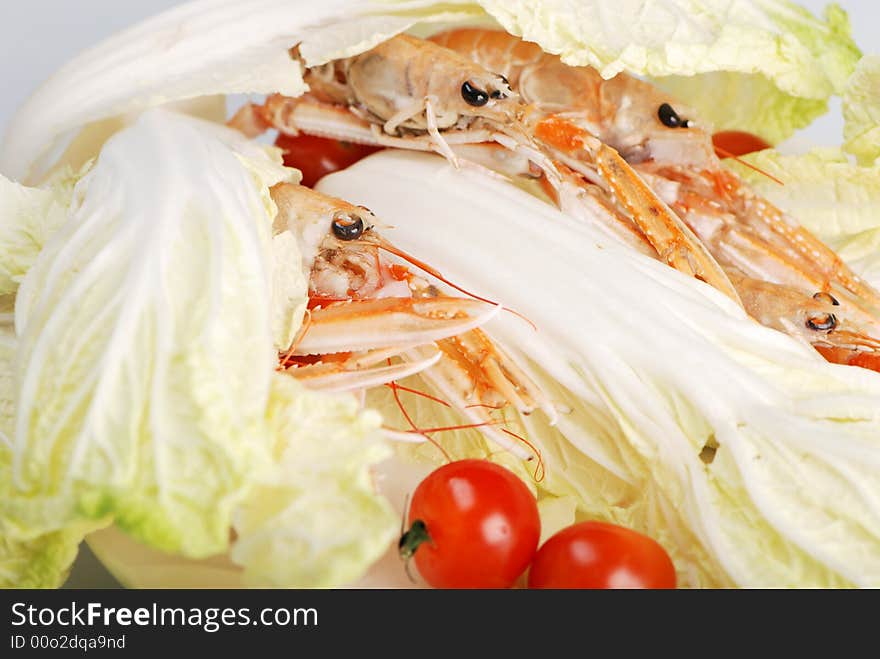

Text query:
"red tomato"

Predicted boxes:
[[275, 133, 381, 187], [712, 130, 772, 158], [400, 460, 540, 589], [528, 521, 676, 589]]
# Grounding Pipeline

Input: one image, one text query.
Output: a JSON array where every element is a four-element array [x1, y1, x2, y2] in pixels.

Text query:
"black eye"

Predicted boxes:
[[332, 215, 365, 241], [813, 291, 840, 306], [658, 103, 689, 128], [806, 313, 838, 331], [462, 81, 489, 107]]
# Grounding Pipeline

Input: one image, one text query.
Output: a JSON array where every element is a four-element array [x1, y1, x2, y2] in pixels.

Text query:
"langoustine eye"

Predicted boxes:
[[813, 291, 840, 306], [658, 103, 690, 129], [332, 214, 366, 240], [806, 313, 838, 331], [461, 81, 489, 106]]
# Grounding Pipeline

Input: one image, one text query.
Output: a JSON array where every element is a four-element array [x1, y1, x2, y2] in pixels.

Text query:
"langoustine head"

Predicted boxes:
[[230, 32, 561, 195], [302, 34, 521, 134], [274, 182, 400, 302], [729, 271, 880, 360], [430, 28, 718, 170]]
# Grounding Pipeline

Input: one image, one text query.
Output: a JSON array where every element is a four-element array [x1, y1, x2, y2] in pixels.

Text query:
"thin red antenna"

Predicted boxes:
[[501, 428, 545, 482], [465, 403, 509, 410], [714, 145, 784, 186], [278, 309, 313, 370], [374, 238, 538, 332], [385, 383, 452, 408], [386, 358, 452, 463], [405, 421, 505, 434]]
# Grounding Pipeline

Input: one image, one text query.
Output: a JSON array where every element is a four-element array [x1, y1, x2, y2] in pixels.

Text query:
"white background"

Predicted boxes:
[[0, 0, 877, 151]]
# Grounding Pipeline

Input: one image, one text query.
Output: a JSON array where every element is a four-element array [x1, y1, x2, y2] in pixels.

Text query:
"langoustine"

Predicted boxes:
[[271, 182, 555, 458], [431, 28, 880, 368]]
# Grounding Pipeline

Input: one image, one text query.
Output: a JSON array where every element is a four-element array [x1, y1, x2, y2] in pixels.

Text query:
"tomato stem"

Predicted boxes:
[[398, 519, 432, 561], [399, 519, 432, 584]]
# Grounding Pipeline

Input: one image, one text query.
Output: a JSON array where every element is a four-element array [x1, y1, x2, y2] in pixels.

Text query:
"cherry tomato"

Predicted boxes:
[[400, 460, 540, 589], [712, 130, 772, 158], [275, 133, 381, 187], [528, 521, 676, 589]]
